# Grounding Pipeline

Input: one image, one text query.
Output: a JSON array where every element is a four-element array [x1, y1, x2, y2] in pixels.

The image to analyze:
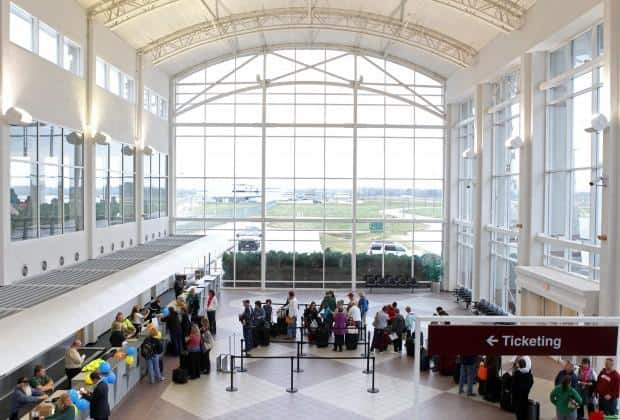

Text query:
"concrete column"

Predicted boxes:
[[84, 15, 96, 258], [136, 53, 145, 245], [0, 0, 8, 284], [517, 53, 546, 270], [599, 0, 620, 316], [168, 77, 175, 236], [472, 84, 492, 301], [445, 104, 459, 291]]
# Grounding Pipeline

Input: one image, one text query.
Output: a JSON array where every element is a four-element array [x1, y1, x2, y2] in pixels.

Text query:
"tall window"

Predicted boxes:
[[95, 141, 136, 227], [95, 57, 134, 103], [455, 97, 475, 289], [10, 123, 84, 240], [490, 70, 520, 313], [543, 24, 603, 279], [175, 49, 445, 288], [144, 152, 168, 220]]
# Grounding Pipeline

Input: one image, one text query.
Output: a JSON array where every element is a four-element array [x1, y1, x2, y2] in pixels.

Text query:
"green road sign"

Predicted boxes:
[[369, 222, 384, 232]]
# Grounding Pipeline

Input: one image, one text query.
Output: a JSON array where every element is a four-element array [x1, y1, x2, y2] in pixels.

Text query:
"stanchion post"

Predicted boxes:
[[363, 331, 372, 374], [367, 356, 379, 393], [294, 341, 304, 373], [226, 355, 238, 392], [238, 338, 247, 372], [360, 326, 368, 357], [299, 322, 307, 356], [286, 356, 298, 393]]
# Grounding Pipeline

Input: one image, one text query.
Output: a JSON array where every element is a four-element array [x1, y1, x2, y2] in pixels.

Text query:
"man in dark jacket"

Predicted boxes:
[[162, 307, 183, 356], [391, 308, 406, 353], [80, 372, 110, 420], [554, 360, 578, 388], [239, 300, 254, 353], [459, 355, 479, 396], [512, 359, 534, 420], [10, 377, 46, 420]]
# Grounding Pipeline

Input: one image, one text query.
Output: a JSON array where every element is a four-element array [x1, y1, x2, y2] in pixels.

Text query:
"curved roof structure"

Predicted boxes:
[[79, 0, 536, 77]]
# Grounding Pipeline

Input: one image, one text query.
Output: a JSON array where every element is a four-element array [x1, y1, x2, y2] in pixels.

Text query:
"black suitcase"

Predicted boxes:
[[405, 337, 415, 357], [420, 347, 430, 372], [172, 368, 188, 384], [316, 328, 330, 348], [527, 399, 540, 420], [345, 331, 358, 350], [484, 374, 501, 402], [500, 372, 514, 412], [179, 351, 190, 370]]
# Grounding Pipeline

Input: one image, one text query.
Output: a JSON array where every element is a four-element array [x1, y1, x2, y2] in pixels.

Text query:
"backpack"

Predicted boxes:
[[141, 339, 154, 359]]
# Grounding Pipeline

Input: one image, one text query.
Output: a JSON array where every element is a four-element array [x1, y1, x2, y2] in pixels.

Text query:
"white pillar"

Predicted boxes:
[[600, 0, 620, 316], [168, 77, 175, 236], [84, 15, 96, 259], [136, 53, 145, 245], [0, 0, 9, 284], [517, 53, 546, 269], [472, 84, 492, 301], [445, 104, 459, 291]]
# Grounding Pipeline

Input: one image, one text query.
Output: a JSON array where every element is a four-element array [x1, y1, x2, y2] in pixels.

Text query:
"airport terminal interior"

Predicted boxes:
[[1, 0, 620, 419]]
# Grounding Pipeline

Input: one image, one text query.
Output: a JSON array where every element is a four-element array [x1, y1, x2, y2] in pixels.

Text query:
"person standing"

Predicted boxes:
[[596, 358, 619, 415], [550, 375, 582, 420], [64, 340, 85, 386], [240, 300, 255, 353], [555, 361, 578, 389], [282, 291, 299, 340], [332, 307, 347, 352], [390, 308, 406, 353], [200, 318, 214, 374], [320, 291, 336, 312], [185, 324, 202, 380], [80, 372, 110, 420], [458, 355, 478, 397], [253, 301, 266, 346], [161, 306, 182, 356], [348, 301, 362, 330], [512, 359, 534, 420], [206, 290, 218, 335], [358, 292, 368, 326], [576, 358, 596, 420], [174, 275, 185, 298], [371, 306, 389, 353], [142, 325, 164, 384]]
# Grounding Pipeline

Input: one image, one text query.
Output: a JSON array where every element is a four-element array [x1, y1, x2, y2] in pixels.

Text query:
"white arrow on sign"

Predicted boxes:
[[486, 336, 499, 347]]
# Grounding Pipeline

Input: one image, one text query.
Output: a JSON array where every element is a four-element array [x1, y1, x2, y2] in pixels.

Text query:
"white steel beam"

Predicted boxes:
[[430, 0, 525, 32], [89, 0, 183, 29], [139, 7, 477, 67]]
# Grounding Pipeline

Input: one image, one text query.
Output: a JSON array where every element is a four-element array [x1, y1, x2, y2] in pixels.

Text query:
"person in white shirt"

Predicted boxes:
[[65, 340, 86, 384], [206, 290, 218, 335], [348, 302, 362, 329], [282, 291, 299, 339]]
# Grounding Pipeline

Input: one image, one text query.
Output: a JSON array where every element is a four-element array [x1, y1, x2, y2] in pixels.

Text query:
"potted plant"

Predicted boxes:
[[421, 253, 443, 293]]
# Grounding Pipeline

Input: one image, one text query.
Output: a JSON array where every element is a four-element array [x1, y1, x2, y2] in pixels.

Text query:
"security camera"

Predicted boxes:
[[589, 175, 608, 187], [505, 135, 523, 150], [585, 113, 609, 133]]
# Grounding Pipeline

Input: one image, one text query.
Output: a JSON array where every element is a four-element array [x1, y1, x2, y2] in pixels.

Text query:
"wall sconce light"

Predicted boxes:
[[505, 135, 523, 149], [462, 148, 477, 159], [65, 131, 84, 145], [3, 106, 33, 126], [143, 145, 155, 155], [584, 113, 609, 133], [122, 144, 135, 156], [93, 131, 111, 145]]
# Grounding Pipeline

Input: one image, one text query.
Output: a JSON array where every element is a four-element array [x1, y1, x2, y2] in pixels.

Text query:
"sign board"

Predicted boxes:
[[369, 222, 384, 233], [427, 325, 618, 356]]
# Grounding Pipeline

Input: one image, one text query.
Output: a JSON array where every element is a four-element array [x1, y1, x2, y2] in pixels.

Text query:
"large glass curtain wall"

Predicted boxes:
[[543, 24, 603, 279], [455, 98, 474, 289], [489, 70, 520, 313], [95, 141, 136, 227], [10, 122, 84, 240], [174, 49, 445, 288], [144, 152, 169, 220]]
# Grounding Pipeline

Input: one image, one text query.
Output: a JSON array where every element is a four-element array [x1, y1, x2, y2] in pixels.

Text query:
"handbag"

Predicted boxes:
[[567, 397, 580, 410], [286, 316, 295, 325], [388, 332, 399, 341]]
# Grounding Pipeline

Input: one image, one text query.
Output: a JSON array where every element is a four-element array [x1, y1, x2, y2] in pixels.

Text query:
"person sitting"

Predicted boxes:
[[390, 308, 406, 353], [30, 365, 54, 393], [109, 322, 125, 348], [512, 359, 534, 420], [555, 360, 578, 389], [40, 391, 77, 420], [64, 340, 85, 385], [10, 377, 46, 420], [332, 307, 348, 352]]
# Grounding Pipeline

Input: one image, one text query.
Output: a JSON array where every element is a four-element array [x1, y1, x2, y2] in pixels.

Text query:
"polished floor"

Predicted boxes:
[[113, 289, 566, 420]]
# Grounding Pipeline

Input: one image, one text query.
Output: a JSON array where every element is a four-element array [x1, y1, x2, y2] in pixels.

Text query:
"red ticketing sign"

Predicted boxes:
[[427, 325, 618, 356]]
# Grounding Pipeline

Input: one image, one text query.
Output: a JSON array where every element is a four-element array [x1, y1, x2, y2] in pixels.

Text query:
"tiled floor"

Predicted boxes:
[[111, 289, 568, 420]]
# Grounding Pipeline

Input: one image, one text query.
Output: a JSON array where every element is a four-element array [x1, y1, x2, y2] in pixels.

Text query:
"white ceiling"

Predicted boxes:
[[78, 0, 537, 78]]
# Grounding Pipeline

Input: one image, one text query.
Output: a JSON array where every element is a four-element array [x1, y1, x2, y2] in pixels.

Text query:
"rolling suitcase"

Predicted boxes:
[[420, 347, 430, 372], [405, 337, 415, 357], [345, 327, 359, 350], [588, 413, 604, 420], [500, 372, 514, 412], [216, 334, 235, 373], [527, 399, 540, 420], [172, 368, 188, 384], [316, 327, 330, 348]]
